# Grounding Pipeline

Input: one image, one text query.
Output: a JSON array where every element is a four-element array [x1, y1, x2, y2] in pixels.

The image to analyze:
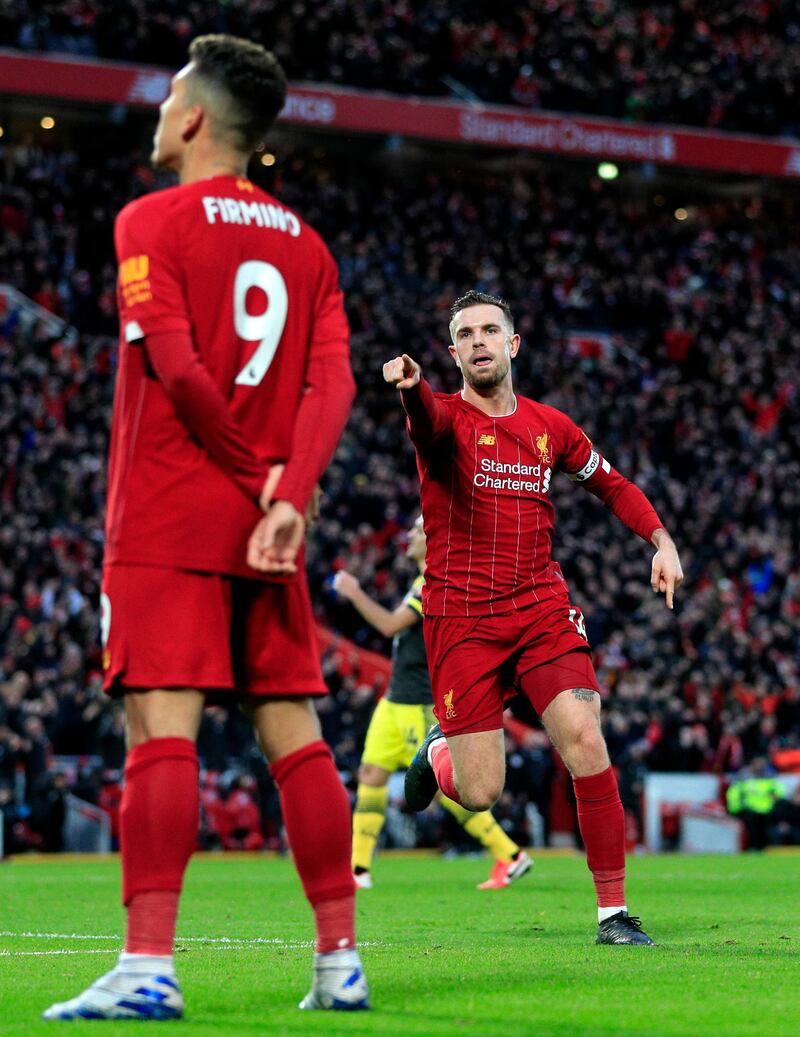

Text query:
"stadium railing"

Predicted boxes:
[[64, 794, 111, 854]]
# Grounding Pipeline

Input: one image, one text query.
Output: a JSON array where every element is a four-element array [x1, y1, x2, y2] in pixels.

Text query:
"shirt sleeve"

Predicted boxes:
[[272, 248, 355, 513], [115, 200, 192, 340], [557, 412, 664, 543], [115, 201, 271, 504], [401, 377, 454, 448]]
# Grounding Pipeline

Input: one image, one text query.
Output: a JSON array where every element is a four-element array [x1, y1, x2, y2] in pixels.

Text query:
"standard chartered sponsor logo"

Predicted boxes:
[[282, 93, 337, 124], [459, 113, 676, 163], [474, 457, 552, 494]]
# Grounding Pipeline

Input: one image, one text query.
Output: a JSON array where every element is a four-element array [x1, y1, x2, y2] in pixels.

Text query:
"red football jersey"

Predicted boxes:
[[403, 380, 663, 616], [106, 175, 351, 577]]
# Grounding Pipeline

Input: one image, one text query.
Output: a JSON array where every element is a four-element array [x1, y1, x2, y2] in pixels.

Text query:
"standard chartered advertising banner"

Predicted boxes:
[[1, 49, 799, 179]]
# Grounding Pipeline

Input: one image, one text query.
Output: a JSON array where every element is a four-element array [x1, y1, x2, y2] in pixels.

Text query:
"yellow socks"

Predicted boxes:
[[441, 798, 519, 863], [352, 784, 388, 872]]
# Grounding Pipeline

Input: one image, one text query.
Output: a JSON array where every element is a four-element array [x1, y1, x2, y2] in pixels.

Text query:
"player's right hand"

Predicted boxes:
[[247, 500, 305, 574], [383, 353, 421, 389], [331, 570, 360, 600]]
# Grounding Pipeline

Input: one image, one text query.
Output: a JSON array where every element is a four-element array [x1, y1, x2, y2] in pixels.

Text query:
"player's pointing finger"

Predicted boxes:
[[665, 573, 676, 610]]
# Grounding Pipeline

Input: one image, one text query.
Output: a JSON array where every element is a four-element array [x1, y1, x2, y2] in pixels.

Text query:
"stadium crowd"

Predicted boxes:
[[1, 1, 800, 135], [0, 122, 799, 852]]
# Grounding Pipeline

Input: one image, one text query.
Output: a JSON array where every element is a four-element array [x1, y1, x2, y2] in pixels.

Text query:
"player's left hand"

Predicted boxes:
[[247, 500, 306, 574], [650, 532, 684, 610]]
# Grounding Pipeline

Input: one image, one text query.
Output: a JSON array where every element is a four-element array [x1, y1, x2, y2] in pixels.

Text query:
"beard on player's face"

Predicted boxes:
[[464, 360, 508, 389], [459, 344, 510, 389]]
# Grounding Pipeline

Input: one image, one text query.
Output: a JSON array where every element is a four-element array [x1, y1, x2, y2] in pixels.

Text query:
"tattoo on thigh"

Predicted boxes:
[[570, 688, 597, 702]]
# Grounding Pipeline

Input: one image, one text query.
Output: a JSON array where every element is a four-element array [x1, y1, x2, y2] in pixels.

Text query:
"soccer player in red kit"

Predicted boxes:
[[44, 36, 369, 1019], [384, 290, 684, 945]]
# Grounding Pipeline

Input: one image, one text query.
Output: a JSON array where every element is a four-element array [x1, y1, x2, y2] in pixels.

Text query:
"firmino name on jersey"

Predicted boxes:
[[201, 197, 301, 236], [474, 457, 552, 494]]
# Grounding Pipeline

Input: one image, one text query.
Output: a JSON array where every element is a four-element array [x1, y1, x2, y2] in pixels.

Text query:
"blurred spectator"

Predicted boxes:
[[726, 758, 786, 849], [3, 2, 800, 134], [770, 784, 800, 846], [29, 771, 68, 851], [214, 774, 266, 852]]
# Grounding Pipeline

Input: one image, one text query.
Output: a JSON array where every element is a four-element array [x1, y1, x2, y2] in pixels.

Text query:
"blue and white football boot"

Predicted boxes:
[[42, 956, 183, 1021], [298, 948, 370, 1011]]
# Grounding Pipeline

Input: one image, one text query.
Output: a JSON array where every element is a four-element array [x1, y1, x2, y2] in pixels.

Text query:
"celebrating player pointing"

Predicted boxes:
[[45, 36, 368, 1020], [384, 290, 683, 945]]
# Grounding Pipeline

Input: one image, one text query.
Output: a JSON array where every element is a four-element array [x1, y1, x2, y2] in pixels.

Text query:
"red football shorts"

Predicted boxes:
[[423, 596, 600, 736], [101, 564, 327, 698]]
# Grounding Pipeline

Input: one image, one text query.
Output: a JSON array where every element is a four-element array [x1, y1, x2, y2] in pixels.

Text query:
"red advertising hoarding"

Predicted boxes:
[[1, 49, 799, 179]]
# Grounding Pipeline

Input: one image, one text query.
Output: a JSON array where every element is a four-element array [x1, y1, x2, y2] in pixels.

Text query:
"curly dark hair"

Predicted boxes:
[[449, 290, 514, 338], [187, 34, 287, 154]]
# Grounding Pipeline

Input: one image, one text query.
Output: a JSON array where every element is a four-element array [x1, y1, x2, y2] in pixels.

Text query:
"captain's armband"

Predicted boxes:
[[568, 449, 611, 483]]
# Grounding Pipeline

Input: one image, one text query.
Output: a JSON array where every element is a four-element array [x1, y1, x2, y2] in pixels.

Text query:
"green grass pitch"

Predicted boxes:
[[1, 851, 797, 1036]]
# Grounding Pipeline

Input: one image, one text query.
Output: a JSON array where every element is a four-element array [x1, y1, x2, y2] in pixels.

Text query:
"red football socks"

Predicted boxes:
[[572, 766, 626, 907], [269, 740, 356, 953], [313, 895, 357, 954], [125, 890, 181, 956], [120, 737, 199, 955], [430, 739, 462, 804]]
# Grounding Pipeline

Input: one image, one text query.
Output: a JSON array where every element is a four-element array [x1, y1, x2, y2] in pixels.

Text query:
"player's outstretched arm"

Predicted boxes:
[[332, 571, 418, 637], [562, 425, 682, 609], [383, 354, 421, 389], [384, 354, 453, 445], [650, 528, 684, 610]]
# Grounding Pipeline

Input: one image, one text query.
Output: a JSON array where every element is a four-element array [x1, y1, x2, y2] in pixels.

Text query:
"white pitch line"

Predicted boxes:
[[0, 931, 310, 947], [0, 949, 115, 958], [0, 945, 306, 957], [0, 931, 383, 949]]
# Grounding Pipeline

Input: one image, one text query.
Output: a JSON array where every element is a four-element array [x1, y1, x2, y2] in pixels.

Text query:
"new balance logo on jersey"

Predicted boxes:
[[119, 255, 152, 308], [477, 434, 496, 446], [119, 255, 149, 286]]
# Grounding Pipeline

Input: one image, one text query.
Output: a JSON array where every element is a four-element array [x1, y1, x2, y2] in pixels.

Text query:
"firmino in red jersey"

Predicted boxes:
[[43, 40, 368, 1025], [107, 174, 351, 577], [402, 380, 663, 617]]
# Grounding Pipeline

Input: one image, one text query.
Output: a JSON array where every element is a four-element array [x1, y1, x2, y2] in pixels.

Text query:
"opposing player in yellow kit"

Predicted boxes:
[[333, 516, 532, 890]]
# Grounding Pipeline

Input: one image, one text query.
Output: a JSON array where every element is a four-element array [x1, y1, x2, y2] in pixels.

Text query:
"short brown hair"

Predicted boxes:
[[449, 290, 514, 340], [187, 34, 287, 154]]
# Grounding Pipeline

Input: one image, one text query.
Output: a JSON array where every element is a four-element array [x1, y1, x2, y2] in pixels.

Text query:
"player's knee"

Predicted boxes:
[[457, 777, 503, 813], [563, 722, 608, 773]]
